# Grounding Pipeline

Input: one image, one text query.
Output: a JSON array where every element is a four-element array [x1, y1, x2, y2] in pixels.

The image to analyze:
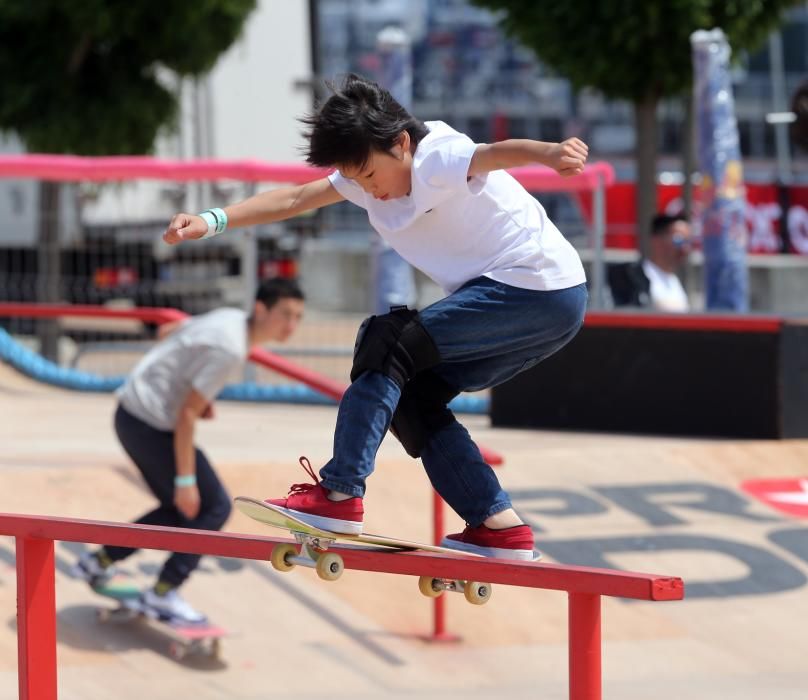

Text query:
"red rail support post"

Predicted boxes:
[[569, 592, 602, 700], [16, 537, 57, 700], [427, 490, 461, 643], [428, 461, 503, 642]]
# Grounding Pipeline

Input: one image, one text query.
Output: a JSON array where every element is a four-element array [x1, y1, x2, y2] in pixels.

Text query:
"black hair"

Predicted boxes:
[[651, 213, 689, 236], [255, 278, 304, 309], [301, 73, 429, 170]]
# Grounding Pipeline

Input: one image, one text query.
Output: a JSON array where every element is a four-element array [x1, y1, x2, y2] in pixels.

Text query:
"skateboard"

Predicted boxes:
[[91, 576, 226, 660], [234, 496, 493, 605]]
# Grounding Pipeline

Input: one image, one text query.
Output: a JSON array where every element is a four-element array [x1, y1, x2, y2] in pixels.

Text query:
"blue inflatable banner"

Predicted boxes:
[[691, 29, 749, 311]]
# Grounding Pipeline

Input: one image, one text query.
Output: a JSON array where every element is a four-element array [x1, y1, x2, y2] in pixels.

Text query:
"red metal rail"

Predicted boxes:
[[0, 513, 683, 700], [0, 302, 187, 325]]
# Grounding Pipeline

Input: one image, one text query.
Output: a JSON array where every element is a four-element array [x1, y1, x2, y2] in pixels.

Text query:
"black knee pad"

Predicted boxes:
[[390, 370, 460, 458], [350, 307, 441, 388]]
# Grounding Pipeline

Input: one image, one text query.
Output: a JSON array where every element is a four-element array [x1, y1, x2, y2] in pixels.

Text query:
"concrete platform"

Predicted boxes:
[[1, 361, 807, 699]]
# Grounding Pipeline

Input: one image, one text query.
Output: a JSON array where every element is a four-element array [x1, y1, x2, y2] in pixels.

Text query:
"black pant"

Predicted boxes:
[[104, 404, 232, 587]]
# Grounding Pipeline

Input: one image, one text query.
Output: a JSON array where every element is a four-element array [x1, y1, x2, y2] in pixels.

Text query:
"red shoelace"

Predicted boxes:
[[287, 456, 320, 496]]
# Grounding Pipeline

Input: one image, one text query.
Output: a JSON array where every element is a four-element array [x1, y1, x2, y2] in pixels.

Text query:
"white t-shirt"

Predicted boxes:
[[328, 121, 586, 294], [118, 308, 248, 431], [642, 259, 690, 313]]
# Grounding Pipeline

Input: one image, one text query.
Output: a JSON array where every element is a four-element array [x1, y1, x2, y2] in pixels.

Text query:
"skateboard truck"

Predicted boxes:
[[270, 532, 345, 581], [417, 576, 492, 605], [269, 532, 491, 605]]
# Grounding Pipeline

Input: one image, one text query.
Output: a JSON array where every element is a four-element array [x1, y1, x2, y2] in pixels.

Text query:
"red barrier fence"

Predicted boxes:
[[0, 155, 615, 308], [0, 154, 615, 190], [0, 513, 683, 700]]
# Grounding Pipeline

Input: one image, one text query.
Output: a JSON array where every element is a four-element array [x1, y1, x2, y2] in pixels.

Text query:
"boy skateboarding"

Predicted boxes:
[[163, 74, 588, 561]]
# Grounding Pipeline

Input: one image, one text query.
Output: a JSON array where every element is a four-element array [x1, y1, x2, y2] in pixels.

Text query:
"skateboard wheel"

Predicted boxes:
[[315, 552, 343, 581], [463, 581, 492, 605], [418, 576, 443, 599], [270, 544, 298, 572]]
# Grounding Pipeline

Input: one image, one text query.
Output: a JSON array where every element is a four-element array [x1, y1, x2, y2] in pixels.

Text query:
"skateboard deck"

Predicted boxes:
[[234, 495, 466, 553], [91, 576, 226, 660], [234, 495, 494, 605]]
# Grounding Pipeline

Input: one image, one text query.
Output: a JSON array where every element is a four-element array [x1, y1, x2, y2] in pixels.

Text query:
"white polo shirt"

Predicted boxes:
[[328, 120, 586, 294], [118, 308, 248, 431]]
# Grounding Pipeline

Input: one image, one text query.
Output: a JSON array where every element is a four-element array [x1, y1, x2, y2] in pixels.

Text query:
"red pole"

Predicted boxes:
[[16, 536, 57, 700], [568, 592, 601, 700], [426, 491, 460, 643], [426, 456, 503, 642]]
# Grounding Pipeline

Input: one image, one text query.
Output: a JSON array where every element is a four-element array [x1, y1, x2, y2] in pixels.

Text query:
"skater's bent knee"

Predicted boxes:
[[351, 308, 440, 388]]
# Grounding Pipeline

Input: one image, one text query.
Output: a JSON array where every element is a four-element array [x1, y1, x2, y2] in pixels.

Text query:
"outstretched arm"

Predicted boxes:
[[163, 176, 344, 245], [468, 137, 588, 179]]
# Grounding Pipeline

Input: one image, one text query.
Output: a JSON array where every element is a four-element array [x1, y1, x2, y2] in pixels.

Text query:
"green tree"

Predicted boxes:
[[474, 0, 800, 255], [0, 0, 256, 358]]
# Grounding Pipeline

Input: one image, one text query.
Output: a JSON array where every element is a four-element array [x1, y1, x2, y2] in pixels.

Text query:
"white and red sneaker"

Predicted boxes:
[[266, 457, 364, 535], [441, 524, 536, 561]]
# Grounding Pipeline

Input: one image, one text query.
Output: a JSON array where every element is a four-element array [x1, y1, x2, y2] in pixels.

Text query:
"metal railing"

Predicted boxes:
[[1, 513, 684, 700]]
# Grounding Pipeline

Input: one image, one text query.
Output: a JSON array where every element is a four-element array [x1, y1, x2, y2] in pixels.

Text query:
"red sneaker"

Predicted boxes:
[[441, 524, 536, 561], [265, 457, 364, 535]]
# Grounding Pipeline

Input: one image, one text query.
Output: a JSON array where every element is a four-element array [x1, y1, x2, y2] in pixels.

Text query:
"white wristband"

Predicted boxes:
[[199, 208, 228, 239]]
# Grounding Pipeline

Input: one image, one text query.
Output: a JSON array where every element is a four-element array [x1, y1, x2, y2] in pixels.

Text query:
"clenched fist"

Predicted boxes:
[[174, 483, 201, 520], [163, 213, 208, 245], [549, 137, 589, 177]]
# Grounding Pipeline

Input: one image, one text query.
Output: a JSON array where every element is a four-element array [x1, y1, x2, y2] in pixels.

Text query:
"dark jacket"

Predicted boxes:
[[607, 261, 651, 308]]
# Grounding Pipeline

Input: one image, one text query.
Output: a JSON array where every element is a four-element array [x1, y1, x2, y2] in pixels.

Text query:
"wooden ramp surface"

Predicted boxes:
[[1, 359, 807, 699]]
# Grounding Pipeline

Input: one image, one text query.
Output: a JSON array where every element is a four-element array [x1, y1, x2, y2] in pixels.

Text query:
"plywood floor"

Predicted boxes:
[[1, 361, 807, 700]]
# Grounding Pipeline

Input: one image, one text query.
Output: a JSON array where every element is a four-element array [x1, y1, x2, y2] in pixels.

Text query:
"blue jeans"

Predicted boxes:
[[320, 277, 588, 526]]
